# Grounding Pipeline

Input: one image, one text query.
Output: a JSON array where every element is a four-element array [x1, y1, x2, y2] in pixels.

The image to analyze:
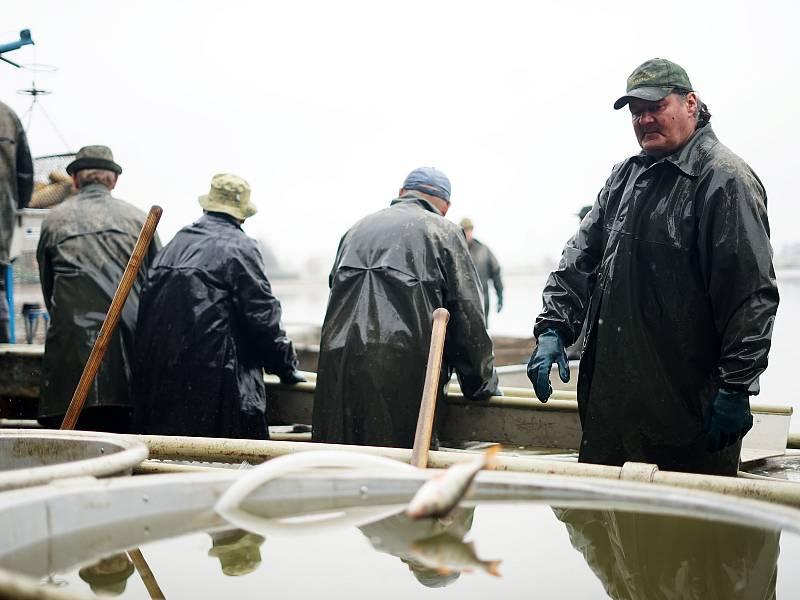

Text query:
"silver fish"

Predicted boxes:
[[406, 445, 500, 519], [408, 532, 502, 577]]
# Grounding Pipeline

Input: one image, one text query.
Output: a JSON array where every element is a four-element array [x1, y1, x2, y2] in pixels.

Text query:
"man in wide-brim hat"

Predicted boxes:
[[131, 173, 304, 439], [37, 145, 160, 432]]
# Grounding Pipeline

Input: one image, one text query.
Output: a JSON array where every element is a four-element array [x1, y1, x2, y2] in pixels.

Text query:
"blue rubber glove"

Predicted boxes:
[[703, 388, 753, 453], [526, 329, 569, 403]]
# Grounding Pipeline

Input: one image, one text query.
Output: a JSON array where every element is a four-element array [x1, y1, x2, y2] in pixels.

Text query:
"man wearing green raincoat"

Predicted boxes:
[[527, 59, 779, 475]]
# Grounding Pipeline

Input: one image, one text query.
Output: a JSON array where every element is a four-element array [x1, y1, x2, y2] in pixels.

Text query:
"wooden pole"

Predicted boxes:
[[410, 308, 450, 468], [128, 549, 166, 600], [60, 205, 162, 430]]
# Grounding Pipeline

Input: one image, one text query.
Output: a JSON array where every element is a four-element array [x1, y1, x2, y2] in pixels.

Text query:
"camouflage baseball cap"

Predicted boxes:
[[459, 217, 474, 230], [198, 173, 257, 220], [66, 145, 122, 175], [613, 58, 693, 110]]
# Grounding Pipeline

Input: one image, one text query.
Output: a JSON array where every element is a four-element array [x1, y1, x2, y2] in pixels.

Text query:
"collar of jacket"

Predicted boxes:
[[634, 123, 718, 177], [203, 211, 243, 229], [76, 182, 112, 199], [389, 190, 443, 215]]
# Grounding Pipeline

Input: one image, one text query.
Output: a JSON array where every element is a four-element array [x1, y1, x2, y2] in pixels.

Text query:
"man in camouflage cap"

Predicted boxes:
[[132, 173, 304, 439], [37, 145, 158, 432], [527, 58, 778, 476]]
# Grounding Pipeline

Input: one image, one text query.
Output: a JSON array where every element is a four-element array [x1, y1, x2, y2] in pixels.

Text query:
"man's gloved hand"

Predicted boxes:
[[704, 388, 753, 453], [496, 294, 504, 313], [279, 369, 307, 385], [526, 329, 569, 403]]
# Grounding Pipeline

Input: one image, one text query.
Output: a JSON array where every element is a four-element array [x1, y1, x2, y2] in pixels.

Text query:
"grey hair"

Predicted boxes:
[[74, 168, 117, 190], [675, 89, 711, 125]]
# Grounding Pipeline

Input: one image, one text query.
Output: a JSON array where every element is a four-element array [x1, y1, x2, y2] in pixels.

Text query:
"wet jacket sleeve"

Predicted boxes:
[[698, 168, 778, 394], [443, 231, 499, 399], [231, 241, 299, 377], [14, 117, 32, 210], [487, 247, 503, 297], [534, 183, 609, 344]]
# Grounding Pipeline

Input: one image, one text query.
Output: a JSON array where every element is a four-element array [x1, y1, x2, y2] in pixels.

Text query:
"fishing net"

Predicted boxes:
[[29, 152, 75, 209]]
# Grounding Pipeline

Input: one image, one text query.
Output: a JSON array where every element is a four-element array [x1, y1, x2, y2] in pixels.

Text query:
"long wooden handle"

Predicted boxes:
[[410, 307, 450, 468], [60, 205, 162, 430], [128, 549, 166, 599]]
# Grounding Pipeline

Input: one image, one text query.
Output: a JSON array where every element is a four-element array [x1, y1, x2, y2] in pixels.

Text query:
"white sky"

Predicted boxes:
[[2, 0, 798, 275]]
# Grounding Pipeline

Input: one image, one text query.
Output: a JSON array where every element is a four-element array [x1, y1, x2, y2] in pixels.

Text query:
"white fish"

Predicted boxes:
[[406, 445, 500, 519], [408, 532, 502, 577]]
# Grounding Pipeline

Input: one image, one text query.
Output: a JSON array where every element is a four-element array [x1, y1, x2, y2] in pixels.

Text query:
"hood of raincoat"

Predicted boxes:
[[313, 193, 499, 448], [36, 183, 158, 419], [132, 212, 298, 439], [535, 125, 778, 469]]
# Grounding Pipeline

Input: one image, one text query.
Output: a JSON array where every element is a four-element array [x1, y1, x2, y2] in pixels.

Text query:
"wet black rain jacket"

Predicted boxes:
[[313, 193, 499, 448], [132, 213, 299, 439], [535, 124, 779, 471], [37, 184, 158, 421]]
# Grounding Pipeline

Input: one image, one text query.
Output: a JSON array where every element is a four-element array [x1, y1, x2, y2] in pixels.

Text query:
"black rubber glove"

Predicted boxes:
[[703, 388, 753, 453], [496, 294, 503, 313], [279, 369, 307, 385], [526, 329, 569, 403]]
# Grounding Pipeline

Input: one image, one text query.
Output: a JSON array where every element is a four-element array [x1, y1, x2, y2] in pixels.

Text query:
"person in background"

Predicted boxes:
[[0, 100, 33, 342], [526, 58, 778, 475], [459, 217, 503, 323], [313, 167, 500, 449], [132, 173, 304, 439], [37, 145, 157, 432]]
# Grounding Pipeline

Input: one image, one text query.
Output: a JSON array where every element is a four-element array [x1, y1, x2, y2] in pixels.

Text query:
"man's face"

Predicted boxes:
[[463, 228, 474, 243], [629, 92, 698, 157]]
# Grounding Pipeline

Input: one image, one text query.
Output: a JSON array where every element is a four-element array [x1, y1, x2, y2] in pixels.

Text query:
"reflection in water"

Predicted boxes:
[[359, 508, 500, 587], [78, 553, 135, 597], [207, 529, 267, 577], [555, 508, 780, 600]]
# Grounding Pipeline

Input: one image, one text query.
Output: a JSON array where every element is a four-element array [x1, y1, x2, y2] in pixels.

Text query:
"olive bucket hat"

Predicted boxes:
[[613, 58, 693, 110], [198, 173, 257, 220], [66, 145, 123, 175]]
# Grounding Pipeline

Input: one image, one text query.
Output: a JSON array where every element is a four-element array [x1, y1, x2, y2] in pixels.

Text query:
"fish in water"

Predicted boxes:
[[406, 445, 500, 519], [408, 532, 502, 577]]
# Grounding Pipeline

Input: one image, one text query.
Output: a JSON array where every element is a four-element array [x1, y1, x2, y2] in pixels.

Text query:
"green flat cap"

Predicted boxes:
[[613, 58, 693, 110], [198, 173, 257, 220], [66, 145, 122, 175]]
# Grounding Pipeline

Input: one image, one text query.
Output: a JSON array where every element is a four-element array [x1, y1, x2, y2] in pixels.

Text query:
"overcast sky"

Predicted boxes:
[[2, 1, 798, 275]]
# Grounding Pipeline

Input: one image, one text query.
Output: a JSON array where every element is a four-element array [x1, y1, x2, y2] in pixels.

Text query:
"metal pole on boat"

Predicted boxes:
[[410, 308, 450, 468], [128, 549, 166, 599], [59, 206, 162, 430]]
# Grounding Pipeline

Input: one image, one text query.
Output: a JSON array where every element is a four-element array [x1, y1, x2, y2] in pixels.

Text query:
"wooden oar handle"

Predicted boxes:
[[60, 205, 162, 430], [410, 307, 450, 468]]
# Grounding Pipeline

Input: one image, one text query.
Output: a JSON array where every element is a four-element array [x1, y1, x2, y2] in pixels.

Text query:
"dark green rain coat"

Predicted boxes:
[[36, 183, 158, 423], [535, 124, 779, 474], [556, 508, 779, 600], [313, 192, 499, 448]]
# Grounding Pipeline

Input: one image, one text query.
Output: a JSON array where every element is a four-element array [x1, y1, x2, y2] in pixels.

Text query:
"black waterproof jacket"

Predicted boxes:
[[37, 184, 158, 420], [131, 213, 299, 439], [313, 193, 499, 448], [535, 125, 779, 470]]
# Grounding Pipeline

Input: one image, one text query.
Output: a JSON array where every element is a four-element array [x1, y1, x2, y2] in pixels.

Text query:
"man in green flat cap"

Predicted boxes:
[[36, 145, 159, 432], [526, 58, 779, 475], [132, 173, 304, 439]]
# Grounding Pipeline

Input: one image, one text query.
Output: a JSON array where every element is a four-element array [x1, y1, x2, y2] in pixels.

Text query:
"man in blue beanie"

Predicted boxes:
[[313, 167, 500, 448]]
